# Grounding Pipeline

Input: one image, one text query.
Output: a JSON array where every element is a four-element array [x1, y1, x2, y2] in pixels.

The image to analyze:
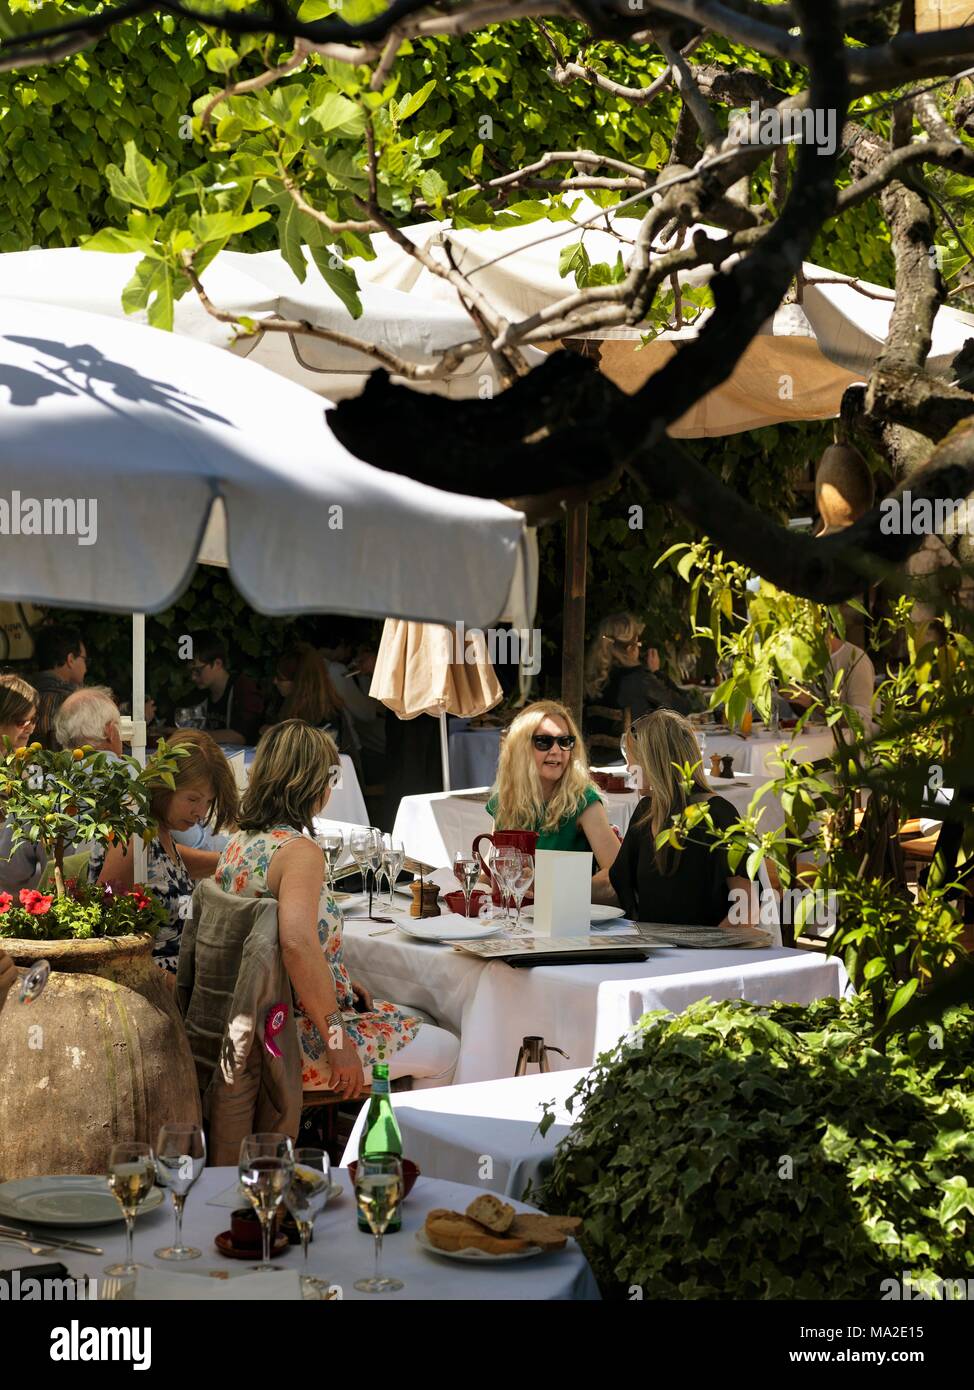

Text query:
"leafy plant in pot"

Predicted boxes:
[[0, 738, 203, 1178]]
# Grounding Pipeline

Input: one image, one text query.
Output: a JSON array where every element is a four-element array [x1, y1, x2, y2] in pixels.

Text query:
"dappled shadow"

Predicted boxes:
[[2, 336, 234, 428]]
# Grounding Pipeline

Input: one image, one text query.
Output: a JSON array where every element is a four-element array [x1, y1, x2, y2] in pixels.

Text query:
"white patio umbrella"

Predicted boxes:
[[0, 297, 532, 816]]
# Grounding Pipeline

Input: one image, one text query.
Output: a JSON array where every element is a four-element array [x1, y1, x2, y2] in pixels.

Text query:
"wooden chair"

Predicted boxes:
[[300, 1087, 370, 1164]]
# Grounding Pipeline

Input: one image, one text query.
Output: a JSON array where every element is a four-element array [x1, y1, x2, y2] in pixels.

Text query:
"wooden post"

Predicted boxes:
[[561, 501, 588, 722]]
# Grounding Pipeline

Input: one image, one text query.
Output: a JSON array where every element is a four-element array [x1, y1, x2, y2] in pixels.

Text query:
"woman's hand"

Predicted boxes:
[[327, 1036, 365, 1099], [0, 950, 17, 1013], [351, 979, 373, 1012]]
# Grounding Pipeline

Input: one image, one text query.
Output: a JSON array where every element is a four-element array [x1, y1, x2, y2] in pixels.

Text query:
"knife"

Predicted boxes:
[[0, 1223, 104, 1255]]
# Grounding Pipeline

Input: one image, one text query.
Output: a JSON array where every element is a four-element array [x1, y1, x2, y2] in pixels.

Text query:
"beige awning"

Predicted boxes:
[[371, 618, 503, 720]]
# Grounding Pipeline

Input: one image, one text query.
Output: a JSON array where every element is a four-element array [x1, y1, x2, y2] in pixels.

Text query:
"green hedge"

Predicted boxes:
[[541, 994, 974, 1299]]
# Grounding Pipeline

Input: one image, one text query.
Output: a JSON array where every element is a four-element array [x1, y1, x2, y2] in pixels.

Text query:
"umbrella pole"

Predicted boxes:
[[439, 712, 451, 793], [561, 502, 588, 723], [131, 613, 147, 884]]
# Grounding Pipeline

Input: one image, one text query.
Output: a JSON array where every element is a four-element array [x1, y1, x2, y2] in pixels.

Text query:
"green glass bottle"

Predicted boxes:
[[357, 1061, 403, 1232]]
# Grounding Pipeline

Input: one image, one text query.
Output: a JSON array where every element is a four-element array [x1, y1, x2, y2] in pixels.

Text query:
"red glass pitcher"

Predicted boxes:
[[472, 829, 538, 907]]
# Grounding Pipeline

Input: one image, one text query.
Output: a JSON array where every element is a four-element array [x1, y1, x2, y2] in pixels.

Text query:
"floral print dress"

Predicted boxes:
[[216, 827, 420, 1086], [89, 837, 194, 974]]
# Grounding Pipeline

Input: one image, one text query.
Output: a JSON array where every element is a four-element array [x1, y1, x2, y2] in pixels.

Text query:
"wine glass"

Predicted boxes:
[[509, 851, 535, 935], [154, 1122, 206, 1261], [383, 839, 406, 908], [454, 852, 480, 918], [317, 831, 345, 896], [349, 828, 376, 895], [285, 1148, 332, 1281], [105, 1141, 157, 1277], [238, 1132, 294, 1272], [354, 1155, 404, 1294], [490, 845, 518, 925]]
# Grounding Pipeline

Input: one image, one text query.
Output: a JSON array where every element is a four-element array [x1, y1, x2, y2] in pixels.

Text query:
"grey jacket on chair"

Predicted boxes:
[[176, 878, 303, 1165]]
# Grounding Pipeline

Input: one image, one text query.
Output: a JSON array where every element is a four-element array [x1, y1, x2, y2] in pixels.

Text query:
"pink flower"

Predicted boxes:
[[0, 891, 12, 914]]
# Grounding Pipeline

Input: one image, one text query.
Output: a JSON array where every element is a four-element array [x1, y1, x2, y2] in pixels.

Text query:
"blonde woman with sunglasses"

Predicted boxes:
[[592, 709, 759, 928], [487, 701, 620, 869]]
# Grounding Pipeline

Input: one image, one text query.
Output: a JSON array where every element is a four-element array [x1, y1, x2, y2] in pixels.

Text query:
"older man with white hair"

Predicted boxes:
[[54, 685, 123, 757], [54, 688, 229, 863]]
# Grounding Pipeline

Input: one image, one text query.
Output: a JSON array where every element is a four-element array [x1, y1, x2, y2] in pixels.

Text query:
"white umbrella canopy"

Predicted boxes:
[[0, 245, 544, 401], [0, 297, 529, 627]]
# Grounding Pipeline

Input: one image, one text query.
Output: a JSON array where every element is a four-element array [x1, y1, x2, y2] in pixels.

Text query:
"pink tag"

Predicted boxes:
[[263, 1002, 288, 1057]]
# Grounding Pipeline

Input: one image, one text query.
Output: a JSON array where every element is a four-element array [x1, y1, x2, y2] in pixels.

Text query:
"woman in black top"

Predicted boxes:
[[592, 709, 757, 929], [583, 613, 691, 761]]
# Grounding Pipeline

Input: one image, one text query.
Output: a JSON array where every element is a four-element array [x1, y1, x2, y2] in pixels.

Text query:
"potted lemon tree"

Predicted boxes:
[[0, 740, 204, 1179]]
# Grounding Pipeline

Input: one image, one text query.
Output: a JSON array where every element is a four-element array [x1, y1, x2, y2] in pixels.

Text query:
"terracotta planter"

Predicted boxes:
[[0, 932, 201, 1180]]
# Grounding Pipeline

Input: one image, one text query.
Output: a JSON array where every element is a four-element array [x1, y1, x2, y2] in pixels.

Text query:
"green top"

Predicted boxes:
[[486, 784, 602, 854]]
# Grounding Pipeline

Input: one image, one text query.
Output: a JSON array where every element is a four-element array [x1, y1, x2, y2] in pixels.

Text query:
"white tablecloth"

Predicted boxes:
[[2, 1166, 598, 1302], [342, 1069, 589, 1199], [342, 920, 850, 1083]]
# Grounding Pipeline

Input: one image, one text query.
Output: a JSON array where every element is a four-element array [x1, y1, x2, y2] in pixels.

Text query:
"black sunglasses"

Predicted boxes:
[[533, 734, 576, 752]]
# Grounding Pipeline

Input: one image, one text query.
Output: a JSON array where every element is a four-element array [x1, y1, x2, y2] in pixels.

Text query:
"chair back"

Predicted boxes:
[[177, 878, 302, 1164]]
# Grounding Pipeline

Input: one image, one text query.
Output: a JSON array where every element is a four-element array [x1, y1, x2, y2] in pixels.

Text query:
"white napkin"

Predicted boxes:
[[205, 1181, 246, 1208], [401, 911, 490, 937], [135, 1268, 303, 1300], [429, 867, 460, 895]]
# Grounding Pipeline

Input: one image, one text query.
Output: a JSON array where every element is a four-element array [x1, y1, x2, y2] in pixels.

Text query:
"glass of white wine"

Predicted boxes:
[[317, 831, 345, 896], [285, 1148, 332, 1280], [354, 1155, 404, 1294], [238, 1132, 294, 1273], [154, 1122, 206, 1261], [105, 1141, 157, 1277]]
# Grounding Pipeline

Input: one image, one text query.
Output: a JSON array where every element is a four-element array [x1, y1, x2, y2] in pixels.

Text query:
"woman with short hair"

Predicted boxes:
[[487, 700, 620, 869], [94, 729, 238, 973], [217, 720, 458, 1095], [592, 709, 757, 928]]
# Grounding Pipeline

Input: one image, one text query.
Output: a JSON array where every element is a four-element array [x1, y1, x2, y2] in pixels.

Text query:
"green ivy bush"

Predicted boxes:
[[540, 995, 974, 1300]]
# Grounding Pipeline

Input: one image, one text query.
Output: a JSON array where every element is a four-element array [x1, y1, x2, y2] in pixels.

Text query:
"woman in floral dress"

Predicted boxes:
[[217, 720, 458, 1095]]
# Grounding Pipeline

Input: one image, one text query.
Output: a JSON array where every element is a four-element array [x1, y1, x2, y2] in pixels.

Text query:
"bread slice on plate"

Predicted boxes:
[[508, 1213, 582, 1251], [465, 1194, 515, 1233], [425, 1209, 530, 1256]]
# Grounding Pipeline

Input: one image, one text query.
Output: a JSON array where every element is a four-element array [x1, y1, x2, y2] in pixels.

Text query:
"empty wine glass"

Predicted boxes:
[[349, 828, 376, 897], [354, 1155, 404, 1294], [105, 1141, 157, 1277], [317, 831, 345, 896], [454, 852, 480, 918], [238, 1132, 294, 1273], [285, 1148, 332, 1277], [509, 851, 535, 935], [154, 1122, 206, 1261], [490, 846, 518, 925]]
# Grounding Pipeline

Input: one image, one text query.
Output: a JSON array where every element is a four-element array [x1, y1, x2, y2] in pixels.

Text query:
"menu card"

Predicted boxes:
[[533, 848, 594, 937]]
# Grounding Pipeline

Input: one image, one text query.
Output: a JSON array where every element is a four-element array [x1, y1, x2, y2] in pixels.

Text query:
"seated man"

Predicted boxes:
[[55, 687, 224, 875], [31, 624, 88, 749], [186, 634, 264, 747]]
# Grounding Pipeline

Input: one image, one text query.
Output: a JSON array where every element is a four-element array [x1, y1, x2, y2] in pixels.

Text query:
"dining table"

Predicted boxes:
[[219, 746, 369, 825], [341, 903, 850, 1084], [342, 1068, 589, 1199], [0, 1166, 599, 1301]]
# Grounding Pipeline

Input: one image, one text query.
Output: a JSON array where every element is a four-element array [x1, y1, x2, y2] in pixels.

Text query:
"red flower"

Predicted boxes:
[[131, 888, 151, 911], [19, 888, 53, 916], [0, 891, 12, 914]]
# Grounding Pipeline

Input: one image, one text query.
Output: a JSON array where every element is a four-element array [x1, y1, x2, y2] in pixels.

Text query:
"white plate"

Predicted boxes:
[[520, 903, 624, 923], [0, 1175, 165, 1228], [396, 919, 501, 943], [415, 1229, 544, 1262]]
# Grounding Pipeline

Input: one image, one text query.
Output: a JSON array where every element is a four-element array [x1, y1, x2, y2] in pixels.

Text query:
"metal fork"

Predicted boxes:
[[0, 1234, 59, 1256]]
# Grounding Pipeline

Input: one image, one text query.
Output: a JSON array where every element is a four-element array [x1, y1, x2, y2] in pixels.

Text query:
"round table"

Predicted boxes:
[[5, 1166, 599, 1302]]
